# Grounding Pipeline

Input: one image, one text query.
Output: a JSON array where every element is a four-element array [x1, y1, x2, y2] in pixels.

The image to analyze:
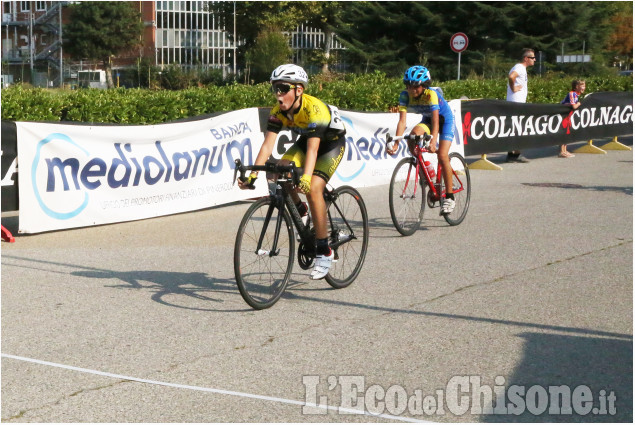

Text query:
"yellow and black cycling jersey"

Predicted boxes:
[[266, 93, 345, 142]]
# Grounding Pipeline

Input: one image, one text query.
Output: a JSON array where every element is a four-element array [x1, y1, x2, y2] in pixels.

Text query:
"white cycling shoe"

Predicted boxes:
[[310, 249, 335, 280], [441, 198, 455, 214]]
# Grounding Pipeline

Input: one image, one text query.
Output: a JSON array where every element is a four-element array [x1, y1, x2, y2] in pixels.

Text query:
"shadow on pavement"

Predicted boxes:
[[481, 332, 632, 422]]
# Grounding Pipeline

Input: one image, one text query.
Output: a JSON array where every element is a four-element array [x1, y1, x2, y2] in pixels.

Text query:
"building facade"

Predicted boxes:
[[1, 1, 343, 87], [1, 1, 64, 86]]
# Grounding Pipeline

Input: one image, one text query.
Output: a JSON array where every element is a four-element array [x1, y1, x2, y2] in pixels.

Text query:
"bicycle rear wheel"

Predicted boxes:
[[325, 186, 369, 289], [234, 198, 295, 309], [389, 157, 426, 236], [442, 152, 471, 226]]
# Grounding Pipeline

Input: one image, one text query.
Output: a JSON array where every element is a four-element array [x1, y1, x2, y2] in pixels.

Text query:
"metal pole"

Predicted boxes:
[[29, 9, 34, 80], [561, 42, 564, 65], [59, 3, 63, 87], [233, 1, 236, 77], [457, 51, 461, 80]]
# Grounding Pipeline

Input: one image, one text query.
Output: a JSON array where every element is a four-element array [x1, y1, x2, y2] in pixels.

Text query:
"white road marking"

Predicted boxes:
[[2, 353, 431, 423]]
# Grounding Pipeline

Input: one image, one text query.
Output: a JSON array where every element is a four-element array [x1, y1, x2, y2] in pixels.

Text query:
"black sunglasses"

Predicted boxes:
[[527, 56, 536, 59], [271, 83, 296, 95]]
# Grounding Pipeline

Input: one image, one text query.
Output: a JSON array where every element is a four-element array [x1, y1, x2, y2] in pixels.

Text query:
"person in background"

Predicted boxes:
[[506, 48, 536, 163], [559, 79, 586, 158]]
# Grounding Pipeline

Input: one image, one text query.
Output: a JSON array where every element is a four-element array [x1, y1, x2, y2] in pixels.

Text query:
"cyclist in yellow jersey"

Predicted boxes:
[[238, 64, 346, 280]]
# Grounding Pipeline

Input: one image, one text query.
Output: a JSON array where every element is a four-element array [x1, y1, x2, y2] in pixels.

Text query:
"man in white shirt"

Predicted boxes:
[[506, 48, 536, 163]]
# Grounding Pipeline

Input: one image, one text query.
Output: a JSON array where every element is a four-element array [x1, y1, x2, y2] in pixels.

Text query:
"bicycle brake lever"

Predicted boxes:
[[233, 159, 245, 185], [290, 163, 300, 186]]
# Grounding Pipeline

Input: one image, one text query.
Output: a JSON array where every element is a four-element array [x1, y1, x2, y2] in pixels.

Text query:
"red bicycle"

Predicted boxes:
[[386, 133, 471, 235]]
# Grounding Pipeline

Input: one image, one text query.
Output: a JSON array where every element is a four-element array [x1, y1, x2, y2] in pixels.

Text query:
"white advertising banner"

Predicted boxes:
[[269, 102, 463, 189], [17, 109, 266, 233], [16, 102, 463, 233], [331, 101, 464, 188]]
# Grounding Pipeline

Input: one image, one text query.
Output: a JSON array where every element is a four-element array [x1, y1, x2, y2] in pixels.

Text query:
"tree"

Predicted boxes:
[[246, 29, 292, 83], [205, 1, 631, 81], [299, 2, 353, 73], [606, 2, 633, 69], [64, 2, 143, 88], [336, 1, 624, 80], [207, 1, 350, 74], [207, 1, 305, 74]]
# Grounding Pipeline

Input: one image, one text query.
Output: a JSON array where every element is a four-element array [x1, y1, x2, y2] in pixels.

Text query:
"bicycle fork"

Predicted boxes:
[[255, 194, 285, 257], [402, 160, 420, 200]]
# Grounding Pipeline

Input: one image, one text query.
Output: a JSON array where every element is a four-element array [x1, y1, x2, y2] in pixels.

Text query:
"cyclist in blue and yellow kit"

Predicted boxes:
[[386, 65, 456, 214], [238, 64, 346, 280]]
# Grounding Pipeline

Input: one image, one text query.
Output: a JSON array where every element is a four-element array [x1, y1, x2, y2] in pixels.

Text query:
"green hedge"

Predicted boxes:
[[2, 73, 631, 124]]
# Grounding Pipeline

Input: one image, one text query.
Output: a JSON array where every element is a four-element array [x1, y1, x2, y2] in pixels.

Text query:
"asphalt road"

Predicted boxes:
[[2, 138, 632, 422]]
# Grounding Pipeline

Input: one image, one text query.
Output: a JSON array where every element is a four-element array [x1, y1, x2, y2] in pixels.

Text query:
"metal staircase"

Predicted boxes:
[[1, 2, 66, 86], [33, 3, 64, 73]]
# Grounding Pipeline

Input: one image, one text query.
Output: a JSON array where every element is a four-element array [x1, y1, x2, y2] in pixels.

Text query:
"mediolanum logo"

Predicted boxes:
[[32, 133, 90, 220], [336, 116, 408, 182], [33, 133, 255, 220]]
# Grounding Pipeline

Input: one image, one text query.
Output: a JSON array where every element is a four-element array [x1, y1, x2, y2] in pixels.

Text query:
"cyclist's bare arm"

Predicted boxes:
[[396, 110, 408, 137], [237, 130, 278, 189], [388, 110, 408, 154]]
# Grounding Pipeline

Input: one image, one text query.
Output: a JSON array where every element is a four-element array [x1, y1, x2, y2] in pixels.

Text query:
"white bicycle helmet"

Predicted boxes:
[[270, 64, 309, 87]]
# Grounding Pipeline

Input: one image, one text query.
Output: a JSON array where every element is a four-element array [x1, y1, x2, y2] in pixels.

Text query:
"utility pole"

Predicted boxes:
[[233, 1, 236, 78], [59, 4, 63, 87], [29, 9, 34, 82]]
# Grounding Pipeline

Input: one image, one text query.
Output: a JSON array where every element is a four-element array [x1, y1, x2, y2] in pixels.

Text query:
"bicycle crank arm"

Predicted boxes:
[[330, 235, 356, 249]]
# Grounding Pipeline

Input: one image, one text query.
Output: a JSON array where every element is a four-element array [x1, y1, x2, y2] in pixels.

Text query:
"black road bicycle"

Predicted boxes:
[[233, 159, 369, 309]]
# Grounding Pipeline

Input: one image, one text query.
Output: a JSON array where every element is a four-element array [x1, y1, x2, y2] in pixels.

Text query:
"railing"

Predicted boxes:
[[35, 40, 61, 63], [33, 2, 62, 26]]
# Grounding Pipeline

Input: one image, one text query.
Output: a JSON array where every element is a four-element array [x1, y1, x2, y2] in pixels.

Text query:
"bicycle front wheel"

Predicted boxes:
[[443, 152, 471, 226], [325, 186, 369, 289], [234, 198, 295, 309], [389, 157, 426, 236]]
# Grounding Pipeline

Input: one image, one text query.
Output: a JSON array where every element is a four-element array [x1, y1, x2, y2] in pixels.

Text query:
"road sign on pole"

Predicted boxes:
[[450, 32, 469, 80]]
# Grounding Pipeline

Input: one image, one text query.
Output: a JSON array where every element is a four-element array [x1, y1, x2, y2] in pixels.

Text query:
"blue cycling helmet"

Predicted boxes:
[[403, 66, 431, 85]]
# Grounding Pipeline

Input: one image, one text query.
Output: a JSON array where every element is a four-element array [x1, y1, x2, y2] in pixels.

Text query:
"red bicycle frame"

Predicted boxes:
[[402, 145, 465, 202]]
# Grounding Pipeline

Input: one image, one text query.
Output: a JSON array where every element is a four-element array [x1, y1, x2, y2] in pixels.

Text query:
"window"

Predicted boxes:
[[3, 1, 14, 14], [35, 1, 46, 11], [20, 1, 30, 12]]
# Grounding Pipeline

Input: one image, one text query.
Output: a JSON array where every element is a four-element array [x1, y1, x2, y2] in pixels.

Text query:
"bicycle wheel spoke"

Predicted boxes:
[[234, 199, 294, 309], [389, 158, 425, 236], [325, 187, 369, 289], [443, 153, 471, 226]]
